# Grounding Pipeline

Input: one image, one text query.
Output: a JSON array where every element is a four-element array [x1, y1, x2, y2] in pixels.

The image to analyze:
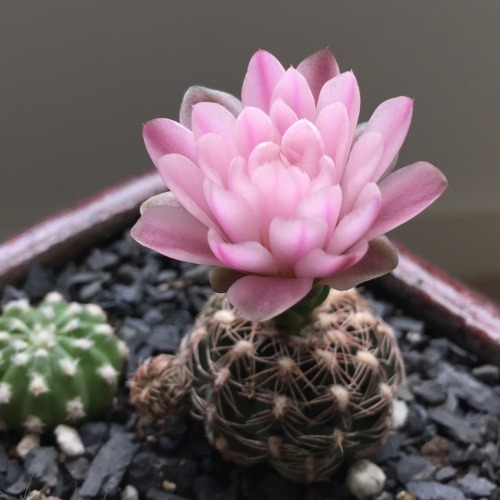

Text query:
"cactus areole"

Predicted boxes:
[[0, 293, 127, 433], [130, 48, 447, 482]]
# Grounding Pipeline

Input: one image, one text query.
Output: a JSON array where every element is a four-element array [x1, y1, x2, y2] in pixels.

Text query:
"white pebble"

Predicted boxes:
[[121, 484, 140, 500], [54, 424, 85, 457], [16, 433, 40, 458], [347, 459, 386, 499], [391, 399, 409, 430]]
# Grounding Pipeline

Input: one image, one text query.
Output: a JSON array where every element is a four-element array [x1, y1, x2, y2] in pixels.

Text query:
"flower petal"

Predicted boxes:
[[364, 161, 448, 240], [280, 119, 324, 176], [363, 96, 413, 181], [340, 132, 384, 215], [251, 163, 310, 228], [205, 181, 260, 243], [317, 71, 360, 141], [315, 103, 350, 175], [131, 202, 220, 265], [297, 48, 340, 102], [321, 236, 398, 289], [310, 155, 338, 191], [247, 141, 281, 176], [269, 217, 328, 270], [158, 154, 214, 227], [235, 106, 277, 158], [208, 229, 278, 275], [227, 157, 262, 213], [297, 185, 342, 239], [143, 119, 196, 167], [328, 183, 381, 255], [191, 102, 237, 153], [295, 240, 368, 278], [270, 68, 316, 120], [227, 275, 313, 321], [269, 99, 299, 136], [196, 133, 231, 186], [180, 86, 243, 128], [241, 50, 285, 112]]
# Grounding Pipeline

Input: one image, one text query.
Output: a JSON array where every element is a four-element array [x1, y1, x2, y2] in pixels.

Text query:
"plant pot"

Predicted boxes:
[[0, 171, 499, 500]]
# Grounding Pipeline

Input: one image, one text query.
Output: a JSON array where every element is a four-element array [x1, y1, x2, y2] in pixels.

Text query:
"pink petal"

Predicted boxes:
[[295, 240, 368, 278], [363, 96, 413, 181], [328, 183, 381, 255], [297, 185, 342, 239], [241, 50, 286, 112], [321, 236, 398, 289], [297, 48, 340, 102], [317, 71, 360, 141], [364, 161, 448, 240], [227, 158, 262, 214], [247, 142, 281, 176], [143, 119, 196, 167], [270, 68, 316, 121], [158, 154, 214, 228], [179, 86, 243, 128], [310, 155, 338, 190], [227, 275, 313, 321], [131, 202, 220, 265], [269, 217, 328, 270], [280, 120, 324, 176], [251, 163, 310, 228], [208, 229, 278, 275], [269, 99, 299, 136], [315, 103, 350, 175], [340, 132, 384, 215], [196, 133, 231, 186], [191, 102, 237, 154], [235, 106, 278, 158], [204, 181, 260, 243]]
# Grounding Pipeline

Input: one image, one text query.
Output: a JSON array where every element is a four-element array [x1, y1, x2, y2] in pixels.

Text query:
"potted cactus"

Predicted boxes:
[[0, 49, 498, 499], [129, 48, 446, 485]]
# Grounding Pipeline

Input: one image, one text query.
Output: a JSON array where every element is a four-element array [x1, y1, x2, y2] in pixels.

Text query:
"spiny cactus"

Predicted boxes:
[[130, 354, 191, 428], [133, 288, 403, 483], [0, 292, 128, 433]]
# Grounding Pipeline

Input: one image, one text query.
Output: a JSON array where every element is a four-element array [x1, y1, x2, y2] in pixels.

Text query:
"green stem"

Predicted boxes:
[[273, 284, 330, 334]]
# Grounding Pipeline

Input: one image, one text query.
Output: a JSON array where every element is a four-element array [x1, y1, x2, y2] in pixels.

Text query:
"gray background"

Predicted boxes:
[[1, 1, 499, 297]]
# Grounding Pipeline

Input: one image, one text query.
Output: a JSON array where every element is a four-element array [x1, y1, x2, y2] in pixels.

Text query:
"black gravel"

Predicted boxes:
[[1, 230, 500, 500]]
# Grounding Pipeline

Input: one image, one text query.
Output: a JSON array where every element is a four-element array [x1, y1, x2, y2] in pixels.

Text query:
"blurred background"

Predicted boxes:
[[1, 1, 499, 300]]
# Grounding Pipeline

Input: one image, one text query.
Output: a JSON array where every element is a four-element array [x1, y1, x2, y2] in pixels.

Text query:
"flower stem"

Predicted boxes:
[[273, 284, 330, 334]]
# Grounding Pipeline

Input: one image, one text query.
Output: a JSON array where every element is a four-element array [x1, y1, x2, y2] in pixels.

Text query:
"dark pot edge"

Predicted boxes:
[[1, 170, 499, 362]]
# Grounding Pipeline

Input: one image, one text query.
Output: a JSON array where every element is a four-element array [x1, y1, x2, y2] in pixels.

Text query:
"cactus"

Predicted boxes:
[[0, 292, 128, 433], [132, 288, 403, 483], [130, 354, 191, 428]]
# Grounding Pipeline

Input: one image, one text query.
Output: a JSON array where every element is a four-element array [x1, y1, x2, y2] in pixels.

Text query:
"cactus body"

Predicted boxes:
[[180, 289, 403, 483], [130, 354, 191, 428], [0, 292, 127, 432]]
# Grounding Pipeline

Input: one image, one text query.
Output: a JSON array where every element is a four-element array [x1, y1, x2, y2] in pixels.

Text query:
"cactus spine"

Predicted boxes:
[[0, 292, 128, 432], [132, 288, 403, 483]]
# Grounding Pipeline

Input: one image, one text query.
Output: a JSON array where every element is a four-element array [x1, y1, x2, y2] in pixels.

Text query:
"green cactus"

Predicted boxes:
[[0, 292, 128, 433], [133, 288, 403, 483]]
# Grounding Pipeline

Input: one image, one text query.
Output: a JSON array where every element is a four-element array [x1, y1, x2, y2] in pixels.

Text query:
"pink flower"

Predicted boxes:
[[132, 49, 447, 321]]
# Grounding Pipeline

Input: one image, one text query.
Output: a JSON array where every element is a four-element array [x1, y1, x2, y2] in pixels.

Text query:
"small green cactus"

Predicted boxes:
[[0, 292, 128, 433], [133, 288, 403, 483]]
